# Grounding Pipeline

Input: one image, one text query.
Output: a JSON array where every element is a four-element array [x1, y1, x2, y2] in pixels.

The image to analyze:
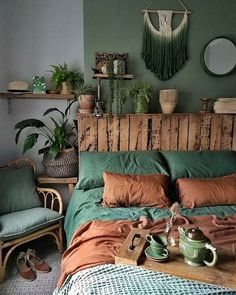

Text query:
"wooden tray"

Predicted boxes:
[[115, 228, 236, 289]]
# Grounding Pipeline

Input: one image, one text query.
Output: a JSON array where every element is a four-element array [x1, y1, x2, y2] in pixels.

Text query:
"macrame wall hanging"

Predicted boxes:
[[141, 0, 191, 81]]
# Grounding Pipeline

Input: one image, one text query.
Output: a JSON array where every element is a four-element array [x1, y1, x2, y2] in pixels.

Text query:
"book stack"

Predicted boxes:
[[214, 98, 236, 113]]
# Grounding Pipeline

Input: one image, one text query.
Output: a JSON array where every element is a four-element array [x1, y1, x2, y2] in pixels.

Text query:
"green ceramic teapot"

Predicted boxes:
[[178, 226, 218, 267]]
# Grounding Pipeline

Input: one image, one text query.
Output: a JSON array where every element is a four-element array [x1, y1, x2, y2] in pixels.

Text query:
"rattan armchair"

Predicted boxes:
[[0, 159, 64, 282]]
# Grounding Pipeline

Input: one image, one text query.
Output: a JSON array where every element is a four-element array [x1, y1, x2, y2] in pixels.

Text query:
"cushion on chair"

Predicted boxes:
[[76, 151, 169, 190], [0, 207, 63, 242], [0, 165, 41, 215]]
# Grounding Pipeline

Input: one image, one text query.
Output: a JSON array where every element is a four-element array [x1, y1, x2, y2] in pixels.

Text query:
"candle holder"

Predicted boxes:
[[200, 98, 211, 113]]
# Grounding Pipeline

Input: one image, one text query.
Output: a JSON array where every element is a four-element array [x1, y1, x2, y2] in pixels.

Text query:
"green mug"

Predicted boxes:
[[146, 234, 168, 248], [146, 234, 169, 258]]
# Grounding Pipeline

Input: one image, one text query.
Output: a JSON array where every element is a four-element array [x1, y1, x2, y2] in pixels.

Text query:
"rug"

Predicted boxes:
[[1, 237, 62, 295]]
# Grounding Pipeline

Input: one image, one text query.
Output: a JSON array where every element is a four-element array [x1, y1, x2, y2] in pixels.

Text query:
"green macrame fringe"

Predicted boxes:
[[141, 14, 189, 81]]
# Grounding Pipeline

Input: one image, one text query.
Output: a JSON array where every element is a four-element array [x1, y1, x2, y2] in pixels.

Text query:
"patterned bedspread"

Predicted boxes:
[[53, 264, 236, 295]]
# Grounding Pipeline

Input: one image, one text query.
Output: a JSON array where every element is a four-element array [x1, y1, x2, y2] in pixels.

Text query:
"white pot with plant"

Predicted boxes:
[[15, 101, 78, 177], [49, 63, 83, 95], [76, 84, 96, 114], [126, 81, 153, 113]]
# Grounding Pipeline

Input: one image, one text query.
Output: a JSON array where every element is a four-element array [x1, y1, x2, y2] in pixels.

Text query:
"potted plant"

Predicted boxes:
[[126, 81, 153, 113], [49, 63, 83, 94], [75, 84, 96, 114], [15, 100, 78, 177]]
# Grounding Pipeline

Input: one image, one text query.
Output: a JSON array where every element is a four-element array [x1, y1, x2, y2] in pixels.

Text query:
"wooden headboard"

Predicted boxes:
[[78, 113, 236, 152]]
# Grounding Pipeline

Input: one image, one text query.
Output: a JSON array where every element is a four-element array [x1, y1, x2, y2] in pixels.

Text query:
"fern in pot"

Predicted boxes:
[[49, 62, 83, 94], [126, 81, 153, 113], [15, 100, 78, 177]]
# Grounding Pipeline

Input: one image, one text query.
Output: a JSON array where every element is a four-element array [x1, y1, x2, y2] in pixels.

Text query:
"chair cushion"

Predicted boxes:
[[76, 151, 169, 190], [0, 207, 63, 242], [0, 165, 41, 215]]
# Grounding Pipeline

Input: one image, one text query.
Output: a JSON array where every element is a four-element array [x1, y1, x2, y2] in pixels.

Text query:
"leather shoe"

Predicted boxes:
[[26, 248, 51, 273], [17, 252, 37, 281]]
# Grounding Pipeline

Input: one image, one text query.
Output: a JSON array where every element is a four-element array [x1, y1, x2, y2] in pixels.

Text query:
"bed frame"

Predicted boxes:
[[78, 113, 236, 152]]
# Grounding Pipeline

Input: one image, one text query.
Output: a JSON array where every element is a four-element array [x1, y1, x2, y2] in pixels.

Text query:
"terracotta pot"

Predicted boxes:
[[79, 94, 95, 113]]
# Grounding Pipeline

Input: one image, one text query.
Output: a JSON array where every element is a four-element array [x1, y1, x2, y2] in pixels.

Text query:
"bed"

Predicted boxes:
[[54, 113, 236, 295]]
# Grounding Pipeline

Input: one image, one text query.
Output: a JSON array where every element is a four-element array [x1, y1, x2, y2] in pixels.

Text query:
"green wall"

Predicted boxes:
[[84, 0, 236, 113]]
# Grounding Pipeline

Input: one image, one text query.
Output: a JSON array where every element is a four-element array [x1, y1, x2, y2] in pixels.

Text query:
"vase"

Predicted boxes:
[[60, 82, 72, 95], [134, 95, 149, 113], [159, 89, 179, 114]]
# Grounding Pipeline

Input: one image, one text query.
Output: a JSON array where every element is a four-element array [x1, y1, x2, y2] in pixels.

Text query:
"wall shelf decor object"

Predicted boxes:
[[95, 52, 129, 74], [141, 0, 191, 80], [201, 37, 236, 77]]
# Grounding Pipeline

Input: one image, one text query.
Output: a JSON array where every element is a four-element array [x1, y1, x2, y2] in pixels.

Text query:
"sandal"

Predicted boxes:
[[17, 252, 37, 281], [26, 248, 51, 273]]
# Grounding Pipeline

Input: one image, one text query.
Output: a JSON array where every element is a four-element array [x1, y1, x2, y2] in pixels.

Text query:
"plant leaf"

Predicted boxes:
[[50, 116, 60, 129], [49, 142, 59, 160], [15, 119, 45, 144], [15, 119, 45, 130], [38, 146, 50, 155], [23, 133, 39, 153], [44, 140, 50, 146], [65, 99, 77, 118], [54, 126, 64, 146], [43, 108, 64, 119]]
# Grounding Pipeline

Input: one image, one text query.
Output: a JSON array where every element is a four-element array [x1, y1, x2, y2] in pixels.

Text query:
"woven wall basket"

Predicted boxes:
[[42, 148, 78, 177]]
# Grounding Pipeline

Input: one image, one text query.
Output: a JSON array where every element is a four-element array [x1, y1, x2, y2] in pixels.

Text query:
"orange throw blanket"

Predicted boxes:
[[57, 214, 236, 287]]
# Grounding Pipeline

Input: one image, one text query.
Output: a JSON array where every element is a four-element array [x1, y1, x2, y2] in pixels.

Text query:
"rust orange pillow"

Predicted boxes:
[[176, 173, 236, 208], [102, 172, 170, 208]]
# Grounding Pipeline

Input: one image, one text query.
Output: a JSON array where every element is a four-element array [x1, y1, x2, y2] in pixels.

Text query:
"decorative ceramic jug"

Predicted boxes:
[[178, 226, 218, 267]]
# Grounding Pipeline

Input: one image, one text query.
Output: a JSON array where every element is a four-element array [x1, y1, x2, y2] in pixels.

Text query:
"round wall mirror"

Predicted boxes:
[[202, 37, 236, 76]]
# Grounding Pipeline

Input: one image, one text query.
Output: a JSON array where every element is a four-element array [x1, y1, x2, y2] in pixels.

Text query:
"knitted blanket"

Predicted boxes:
[[54, 264, 236, 295]]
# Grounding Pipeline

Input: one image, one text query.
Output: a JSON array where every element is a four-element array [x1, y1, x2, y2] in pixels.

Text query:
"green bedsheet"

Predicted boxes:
[[65, 187, 236, 246]]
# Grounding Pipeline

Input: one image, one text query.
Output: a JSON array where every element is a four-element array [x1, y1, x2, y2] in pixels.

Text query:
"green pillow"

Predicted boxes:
[[76, 151, 169, 190], [160, 151, 236, 184], [0, 165, 41, 215]]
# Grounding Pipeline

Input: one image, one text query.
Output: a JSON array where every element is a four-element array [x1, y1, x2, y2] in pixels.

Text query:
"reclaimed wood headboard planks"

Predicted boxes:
[[78, 113, 236, 152]]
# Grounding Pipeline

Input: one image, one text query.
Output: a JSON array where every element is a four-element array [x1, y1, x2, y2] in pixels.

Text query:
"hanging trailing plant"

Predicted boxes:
[[107, 59, 115, 117], [115, 60, 125, 116], [107, 58, 126, 117]]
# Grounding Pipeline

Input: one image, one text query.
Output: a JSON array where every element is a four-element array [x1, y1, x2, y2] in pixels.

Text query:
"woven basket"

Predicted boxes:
[[42, 148, 78, 177]]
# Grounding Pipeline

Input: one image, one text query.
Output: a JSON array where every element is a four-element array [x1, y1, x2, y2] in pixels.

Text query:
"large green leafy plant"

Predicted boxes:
[[15, 101, 77, 160]]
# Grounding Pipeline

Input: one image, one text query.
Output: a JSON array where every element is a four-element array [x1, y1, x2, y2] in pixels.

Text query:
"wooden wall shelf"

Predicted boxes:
[[0, 93, 76, 114], [93, 74, 134, 80], [0, 93, 75, 100]]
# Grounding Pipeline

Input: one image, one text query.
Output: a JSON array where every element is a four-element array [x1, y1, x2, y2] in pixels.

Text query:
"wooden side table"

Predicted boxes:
[[37, 175, 78, 194]]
